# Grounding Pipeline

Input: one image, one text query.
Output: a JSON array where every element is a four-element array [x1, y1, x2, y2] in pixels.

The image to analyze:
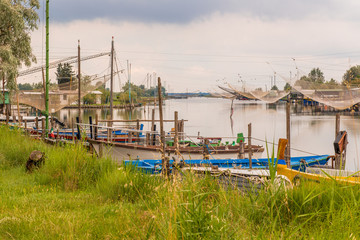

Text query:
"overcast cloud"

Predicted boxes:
[[43, 0, 346, 23]]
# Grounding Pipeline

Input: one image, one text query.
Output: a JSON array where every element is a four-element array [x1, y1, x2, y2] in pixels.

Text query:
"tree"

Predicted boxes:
[[284, 83, 291, 91], [18, 83, 33, 90], [56, 63, 75, 89], [0, 0, 39, 89], [343, 65, 360, 86], [271, 85, 278, 90]]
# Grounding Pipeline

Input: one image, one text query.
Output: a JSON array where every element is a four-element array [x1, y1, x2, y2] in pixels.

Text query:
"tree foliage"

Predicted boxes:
[[0, 0, 39, 89], [342, 65, 360, 86], [56, 63, 75, 88]]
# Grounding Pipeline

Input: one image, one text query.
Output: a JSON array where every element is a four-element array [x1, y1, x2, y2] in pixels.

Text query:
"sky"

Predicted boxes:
[[20, 0, 360, 92]]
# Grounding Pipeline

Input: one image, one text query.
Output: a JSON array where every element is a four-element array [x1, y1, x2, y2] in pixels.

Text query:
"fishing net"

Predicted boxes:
[[13, 73, 113, 113], [227, 75, 290, 103], [281, 68, 360, 110], [12, 52, 122, 113]]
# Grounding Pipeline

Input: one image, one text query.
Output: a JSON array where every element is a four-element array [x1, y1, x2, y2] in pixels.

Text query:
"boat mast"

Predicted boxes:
[[110, 37, 114, 120], [45, 0, 49, 131], [127, 60, 131, 119]]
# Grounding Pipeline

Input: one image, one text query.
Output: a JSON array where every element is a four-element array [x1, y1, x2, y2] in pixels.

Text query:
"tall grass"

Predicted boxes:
[[1, 126, 360, 239]]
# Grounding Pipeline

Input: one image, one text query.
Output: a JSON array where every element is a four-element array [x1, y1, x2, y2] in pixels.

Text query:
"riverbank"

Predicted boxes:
[[0, 127, 360, 238]]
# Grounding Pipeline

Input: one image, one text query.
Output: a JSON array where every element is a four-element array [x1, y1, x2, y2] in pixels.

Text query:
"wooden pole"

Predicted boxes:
[[35, 117, 39, 134], [15, 78, 21, 126], [248, 123, 252, 169], [89, 116, 93, 139], [95, 113, 98, 140], [286, 94, 291, 168], [151, 109, 155, 145], [41, 118, 45, 139], [158, 77, 168, 176], [203, 139, 210, 160], [71, 118, 75, 142], [335, 113, 341, 169], [238, 141, 245, 159], [78, 40, 82, 123], [42, 67, 46, 111], [174, 111, 179, 154], [136, 119, 140, 139], [110, 37, 114, 121]]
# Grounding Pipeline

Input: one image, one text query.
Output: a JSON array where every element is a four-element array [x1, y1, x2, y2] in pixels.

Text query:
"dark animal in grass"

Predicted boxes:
[[26, 151, 45, 172]]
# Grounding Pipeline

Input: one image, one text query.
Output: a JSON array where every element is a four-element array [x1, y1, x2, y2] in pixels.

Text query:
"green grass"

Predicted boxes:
[[1, 126, 360, 239]]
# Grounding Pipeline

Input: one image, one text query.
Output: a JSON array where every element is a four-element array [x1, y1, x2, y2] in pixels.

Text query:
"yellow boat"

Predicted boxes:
[[277, 163, 360, 186]]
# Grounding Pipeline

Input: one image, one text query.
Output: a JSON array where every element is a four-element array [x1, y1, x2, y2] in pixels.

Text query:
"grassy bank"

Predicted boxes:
[[0, 126, 360, 239]]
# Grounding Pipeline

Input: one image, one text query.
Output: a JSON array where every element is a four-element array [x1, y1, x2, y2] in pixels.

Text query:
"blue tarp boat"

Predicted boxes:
[[124, 155, 331, 174]]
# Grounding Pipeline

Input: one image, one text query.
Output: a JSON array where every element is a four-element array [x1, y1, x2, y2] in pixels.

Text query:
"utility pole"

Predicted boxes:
[[110, 37, 114, 120], [78, 40, 81, 123], [45, 0, 50, 131]]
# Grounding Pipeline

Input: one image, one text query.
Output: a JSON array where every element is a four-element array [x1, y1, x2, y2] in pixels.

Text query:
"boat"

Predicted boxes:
[[124, 155, 331, 174], [88, 138, 264, 161], [277, 160, 360, 185]]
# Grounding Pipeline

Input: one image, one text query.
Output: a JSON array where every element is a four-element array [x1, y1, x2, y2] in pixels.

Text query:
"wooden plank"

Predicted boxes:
[[97, 119, 187, 123]]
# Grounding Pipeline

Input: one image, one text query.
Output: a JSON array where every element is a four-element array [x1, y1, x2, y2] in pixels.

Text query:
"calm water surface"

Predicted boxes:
[[56, 98, 360, 171]]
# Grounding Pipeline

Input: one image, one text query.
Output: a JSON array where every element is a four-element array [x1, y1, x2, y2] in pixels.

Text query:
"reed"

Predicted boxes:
[[1, 127, 360, 239]]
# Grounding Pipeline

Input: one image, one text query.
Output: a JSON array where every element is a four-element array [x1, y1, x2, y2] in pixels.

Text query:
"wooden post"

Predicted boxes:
[[248, 123, 252, 169], [238, 142, 245, 159], [146, 133, 150, 146], [203, 139, 210, 160], [78, 40, 82, 124], [286, 94, 291, 168], [335, 113, 341, 169], [24, 119, 27, 133], [35, 117, 39, 134], [76, 117, 81, 140], [5, 105, 9, 125], [95, 114, 98, 140], [41, 118, 45, 138], [89, 116, 93, 139], [99, 143, 103, 158], [151, 108, 155, 145], [136, 119, 140, 139], [174, 111, 179, 157], [71, 118, 75, 142], [158, 77, 168, 176], [128, 131, 132, 143]]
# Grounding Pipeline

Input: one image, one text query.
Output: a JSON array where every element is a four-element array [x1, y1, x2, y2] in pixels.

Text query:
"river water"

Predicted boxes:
[[55, 97, 360, 171]]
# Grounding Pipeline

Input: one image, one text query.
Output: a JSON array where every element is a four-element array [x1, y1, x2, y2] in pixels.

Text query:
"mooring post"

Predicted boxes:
[[158, 77, 169, 177], [238, 141, 245, 159], [174, 111, 179, 158], [41, 118, 45, 139], [335, 113, 341, 169], [24, 119, 27, 134], [95, 114, 98, 140], [151, 108, 155, 145], [203, 139, 210, 160], [76, 117, 81, 140], [35, 117, 38, 135], [286, 94, 291, 168], [71, 118, 75, 142], [89, 116, 93, 139], [136, 119, 140, 139], [248, 123, 252, 169]]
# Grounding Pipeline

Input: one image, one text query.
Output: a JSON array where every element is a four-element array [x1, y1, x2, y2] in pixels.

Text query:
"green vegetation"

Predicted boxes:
[[0, 0, 39, 89], [1, 127, 360, 239]]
